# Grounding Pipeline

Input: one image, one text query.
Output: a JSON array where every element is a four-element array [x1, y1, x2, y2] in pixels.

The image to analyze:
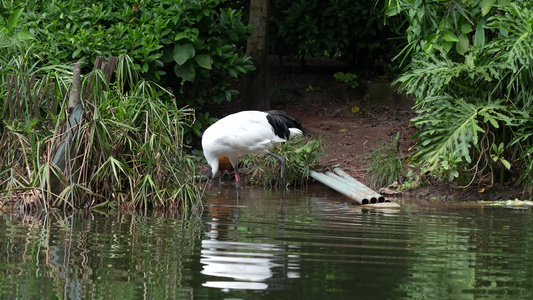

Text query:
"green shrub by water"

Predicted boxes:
[[242, 136, 325, 188], [0, 55, 202, 211], [387, 0, 533, 189]]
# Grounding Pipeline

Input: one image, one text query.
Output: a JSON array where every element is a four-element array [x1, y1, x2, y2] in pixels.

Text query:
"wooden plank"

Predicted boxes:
[[50, 77, 57, 116], [35, 74, 48, 120], [13, 76, 23, 120], [103, 56, 118, 84], [28, 74, 37, 119], [0, 76, 14, 153], [2, 75, 13, 121]]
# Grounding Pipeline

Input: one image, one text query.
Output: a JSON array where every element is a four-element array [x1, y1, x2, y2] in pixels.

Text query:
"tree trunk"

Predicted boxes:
[[48, 63, 83, 200], [242, 0, 270, 111], [68, 63, 81, 112]]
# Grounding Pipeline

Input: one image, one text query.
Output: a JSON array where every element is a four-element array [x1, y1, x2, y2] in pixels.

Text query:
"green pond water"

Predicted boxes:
[[1, 185, 533, 299]]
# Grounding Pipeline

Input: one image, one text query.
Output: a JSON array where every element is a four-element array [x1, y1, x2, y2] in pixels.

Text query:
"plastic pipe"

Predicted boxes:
[[333, 168, 387, 203], [310, 170, 373, 205], [323, 171, 383, 203]]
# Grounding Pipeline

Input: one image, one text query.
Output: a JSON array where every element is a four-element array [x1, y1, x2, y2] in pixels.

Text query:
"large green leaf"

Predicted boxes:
[[443, 31, 459, 42], [173, 43, 196, 66], [481, 0, 496, 16], [7, 8, 24, 32], [410, 96, 511, 173], [195, 55, 212, 69], [474, 19, 486, 49], [174, 60, 196, 82], [456, 33, 469, 55], [461, 23, 473, 34]]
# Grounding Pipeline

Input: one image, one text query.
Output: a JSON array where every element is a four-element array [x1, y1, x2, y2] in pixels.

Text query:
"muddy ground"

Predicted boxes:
[[207, 60, 529, 202]]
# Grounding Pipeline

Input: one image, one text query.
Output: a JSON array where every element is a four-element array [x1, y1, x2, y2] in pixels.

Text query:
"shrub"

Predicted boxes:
[[387, 0, 533, 188], [0, 0, 255, 143], [0, 55, 201, 211], [242, 136, 325, 187]]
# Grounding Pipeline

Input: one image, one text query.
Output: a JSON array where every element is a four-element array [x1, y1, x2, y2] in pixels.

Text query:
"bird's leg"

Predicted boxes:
[[233, 165, 242, 189], [267, 152, 286, 189], [219, 170, 229, 187]]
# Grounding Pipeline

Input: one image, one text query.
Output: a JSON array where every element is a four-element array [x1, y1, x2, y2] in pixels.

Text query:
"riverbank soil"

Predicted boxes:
[[208, 59, 528, 202]]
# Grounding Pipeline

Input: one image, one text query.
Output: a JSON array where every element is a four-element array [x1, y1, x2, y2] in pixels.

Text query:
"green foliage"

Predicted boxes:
[[485, 2, 533, 109], [510, 109, 533, 188], [0, 7, 35, 61], [410, 96, 512, 173], [389, 0, 533, 188], [385, 0, 495, 62], [0, 0, 255, 140], [491, 142, 511, 171], [242, 136, 325, 187], [366, 133, 406, 188], [5, 7, 23, 32], [333, 72, 358, 89], [270, 0, 399, 71], [0, 55, 202, 211]]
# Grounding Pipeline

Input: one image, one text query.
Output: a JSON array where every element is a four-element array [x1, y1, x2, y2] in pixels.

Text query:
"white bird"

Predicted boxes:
[[202, 110, 306, 190]]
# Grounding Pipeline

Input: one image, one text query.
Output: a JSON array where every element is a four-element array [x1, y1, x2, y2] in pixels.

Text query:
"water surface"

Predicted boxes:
[[1, 185, 533, 299]]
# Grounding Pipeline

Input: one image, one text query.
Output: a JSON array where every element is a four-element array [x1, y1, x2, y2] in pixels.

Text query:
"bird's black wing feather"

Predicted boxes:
[[266, 110, 307, 139]]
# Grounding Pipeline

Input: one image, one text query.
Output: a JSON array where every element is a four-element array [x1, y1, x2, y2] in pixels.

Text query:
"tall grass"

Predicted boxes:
[[0, 48, 72, 213], [366, 133, 406, 188], [0, 54, 202, 212]]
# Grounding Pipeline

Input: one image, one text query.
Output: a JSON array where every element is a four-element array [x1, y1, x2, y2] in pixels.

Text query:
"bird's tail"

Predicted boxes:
[[266, 110, 307, 139]]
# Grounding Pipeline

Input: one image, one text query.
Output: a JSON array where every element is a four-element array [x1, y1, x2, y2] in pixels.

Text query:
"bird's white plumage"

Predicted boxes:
[[202, 110, 303, 179]]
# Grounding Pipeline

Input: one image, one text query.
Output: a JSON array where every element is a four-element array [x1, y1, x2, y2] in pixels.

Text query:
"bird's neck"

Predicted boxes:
[[206, 155, 219, 179]]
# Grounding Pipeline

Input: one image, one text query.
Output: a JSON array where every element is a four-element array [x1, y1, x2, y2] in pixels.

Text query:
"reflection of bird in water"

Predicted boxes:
[[201, 215, 296, 290], [202, 110, 306, 190]]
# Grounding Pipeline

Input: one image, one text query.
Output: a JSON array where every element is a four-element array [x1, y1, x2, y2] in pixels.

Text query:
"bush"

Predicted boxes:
[[1, 0, 255, 142], [387, 0, 533, 188], [0, 54, 201, 211]]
